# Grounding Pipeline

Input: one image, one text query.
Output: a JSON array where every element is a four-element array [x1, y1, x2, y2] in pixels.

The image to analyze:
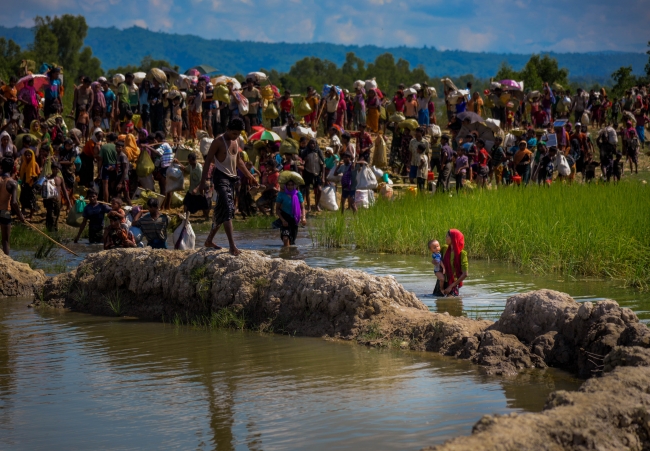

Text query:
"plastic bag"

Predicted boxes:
[[581, 112, 590, 126], [171, 192, 184, 208], [74, 198, 85, 214], [200, 137, 214, 157], [173, 217, 196, 250], [556, 154, 571, 176], [373, 135, 387, 168], [428, 124, 442, 137], [389, 112, 406, 123], [139, 174, 155, 191], [264, 102, 279, 119], [355, 189, 374, 209], [371, 166, 384, 178], [136, 150, 155, 178], [147, 68, 167, 84], [41, 178, 58, 200], [214, 84, 230, 103], [280, 138, 299, 155], [318, 185, 339, 211], [365, 79, 378, 91], [296, 98, 312, 117], [166, 165, 184, 193], [66, 208, 84, 227], [129, 226, 143, 244], [327, 165, 342, 183], [353, 80, 365, 90], [113, 74, 125, 85], [385, 101, 396, 116], [260, 85, 274, 101], [278, 171, 305, 186], [237, 95, 249, 115], [356, 167, 378, 190], [398, 119, 419, 131]]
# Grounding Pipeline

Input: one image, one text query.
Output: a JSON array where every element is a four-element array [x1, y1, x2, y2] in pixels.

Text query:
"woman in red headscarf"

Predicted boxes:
[[438, 229, 468, 297]]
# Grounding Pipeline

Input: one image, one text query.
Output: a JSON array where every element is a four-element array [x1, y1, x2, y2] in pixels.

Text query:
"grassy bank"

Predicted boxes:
[[313, 181, 650, 288]]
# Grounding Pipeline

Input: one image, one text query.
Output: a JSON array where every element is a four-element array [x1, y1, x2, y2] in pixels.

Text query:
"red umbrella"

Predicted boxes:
[[251, 125, 265, 134], [16, 74, 49, 91]]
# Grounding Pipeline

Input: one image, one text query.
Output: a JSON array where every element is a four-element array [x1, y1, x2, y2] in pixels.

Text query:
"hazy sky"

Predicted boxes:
[[3, 0, 649, 53]]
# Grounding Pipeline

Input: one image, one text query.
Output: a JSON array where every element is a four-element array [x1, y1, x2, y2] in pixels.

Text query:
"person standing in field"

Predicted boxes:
[[409, 127, 429, 184], [437, 134, 454, 193], [0, 157, 25, 255], [199, 118, 258, 255]]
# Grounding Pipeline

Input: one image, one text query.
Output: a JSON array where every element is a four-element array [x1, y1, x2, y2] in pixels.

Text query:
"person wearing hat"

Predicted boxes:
[[42, 160, 71, 232], [44, 67, 62, 118]]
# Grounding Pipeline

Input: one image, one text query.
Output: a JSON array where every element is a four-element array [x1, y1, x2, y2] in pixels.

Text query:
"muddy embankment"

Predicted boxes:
[[8, 248, 650, 450]]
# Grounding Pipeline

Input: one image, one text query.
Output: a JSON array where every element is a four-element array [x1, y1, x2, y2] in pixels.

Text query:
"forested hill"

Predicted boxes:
[[1, 25, 646, 79]]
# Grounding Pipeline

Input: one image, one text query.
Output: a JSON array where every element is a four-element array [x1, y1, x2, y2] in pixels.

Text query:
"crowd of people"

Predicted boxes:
[[0, 64, 648, 256]]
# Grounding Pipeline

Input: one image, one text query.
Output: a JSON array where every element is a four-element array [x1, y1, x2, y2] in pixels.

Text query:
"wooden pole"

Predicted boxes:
[[24, 221, 80, 257]]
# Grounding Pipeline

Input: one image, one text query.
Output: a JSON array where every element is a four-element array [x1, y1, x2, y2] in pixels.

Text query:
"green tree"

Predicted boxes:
[[0, 38, 23, 82], [611, 66, 636, 97], [78, 47, 102, 80], [493, 55, 569, 90]]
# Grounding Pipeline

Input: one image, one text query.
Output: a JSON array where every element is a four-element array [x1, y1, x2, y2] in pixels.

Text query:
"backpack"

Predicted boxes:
[[341, 166, 353, 190], [41, 178, 58, 200]]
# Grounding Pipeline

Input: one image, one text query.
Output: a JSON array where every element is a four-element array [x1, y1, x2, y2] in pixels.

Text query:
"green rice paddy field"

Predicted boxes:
[[314, 180, 650, 288]]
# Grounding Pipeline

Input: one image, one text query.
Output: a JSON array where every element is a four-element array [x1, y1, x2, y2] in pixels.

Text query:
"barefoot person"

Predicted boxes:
[[199, 118, 258, 255], [0, 157, 25, 255]]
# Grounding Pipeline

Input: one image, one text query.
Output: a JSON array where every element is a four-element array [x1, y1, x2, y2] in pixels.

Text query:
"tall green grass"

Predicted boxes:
[[314, 181, 650, 288]]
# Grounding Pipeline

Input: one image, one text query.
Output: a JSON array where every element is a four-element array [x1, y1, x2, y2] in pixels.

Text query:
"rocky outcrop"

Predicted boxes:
[[424, 347, 650, 451], [491, 289, 648, 377], [38, 249, 649, 378], [0, 252, 46, 298]]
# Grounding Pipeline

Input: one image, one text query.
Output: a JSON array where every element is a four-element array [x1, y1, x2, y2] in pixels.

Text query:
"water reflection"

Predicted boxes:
[[0, 299, 581, 450]]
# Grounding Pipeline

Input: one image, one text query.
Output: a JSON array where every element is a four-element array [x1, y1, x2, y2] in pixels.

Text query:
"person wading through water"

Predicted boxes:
[[199, 118, 258, 255]]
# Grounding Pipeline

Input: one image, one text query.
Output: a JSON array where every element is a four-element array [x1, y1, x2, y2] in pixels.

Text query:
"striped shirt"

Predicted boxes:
[[133, 213, 168, 242]]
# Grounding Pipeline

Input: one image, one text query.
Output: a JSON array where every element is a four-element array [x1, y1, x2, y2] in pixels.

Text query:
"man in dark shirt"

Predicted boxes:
[[74, 189, 111, 244]]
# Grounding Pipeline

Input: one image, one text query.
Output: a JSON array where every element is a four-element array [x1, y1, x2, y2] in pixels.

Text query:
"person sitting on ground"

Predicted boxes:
[[104, 211, 136, 250], [75, 189, 112, 244], [428, 239, 445, 289], [132, 197, 169, 249]]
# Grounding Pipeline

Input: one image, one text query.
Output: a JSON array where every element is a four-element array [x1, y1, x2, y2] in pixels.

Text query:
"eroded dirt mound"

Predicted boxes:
[[424, 346, 650, 451], [0, 252, 46, 298], [492, 289, 648, 377], [40, 248, 426, 338]]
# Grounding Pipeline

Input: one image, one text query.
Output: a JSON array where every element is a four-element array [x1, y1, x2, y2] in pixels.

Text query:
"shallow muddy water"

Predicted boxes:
[[4, 224, 646, 449], [16, 226, 650, 322], [0, 298, 580, 451]]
